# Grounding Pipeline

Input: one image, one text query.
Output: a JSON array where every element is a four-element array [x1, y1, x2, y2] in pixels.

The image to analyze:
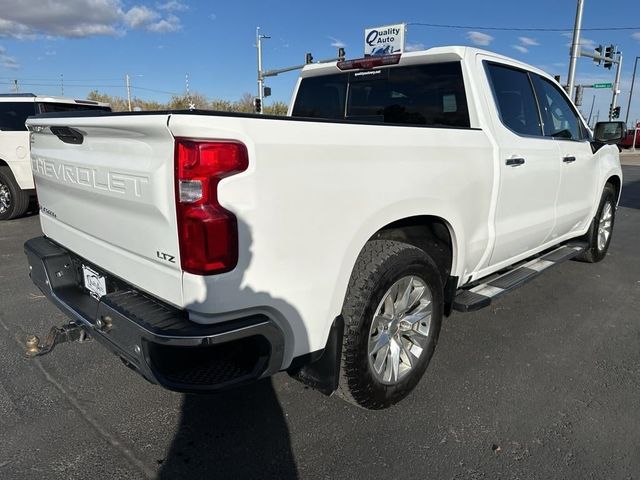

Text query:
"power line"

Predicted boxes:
[[0, 81, 182, 97], [408, 22, 640, 32], [0, 76, 122, 82], [1, 81, 124, 88], [131, 86, 181, 96]]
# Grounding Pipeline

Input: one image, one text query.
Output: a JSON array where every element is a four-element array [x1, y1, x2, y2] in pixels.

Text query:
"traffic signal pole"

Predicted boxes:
[[256, 27, 270, 114], [566, 0, 585, 98], [580, 46, 622, 119], [611, 53, 623, 120]]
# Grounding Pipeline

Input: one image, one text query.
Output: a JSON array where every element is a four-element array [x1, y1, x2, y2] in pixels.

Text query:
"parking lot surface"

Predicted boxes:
[[1, 166, 639, 480]]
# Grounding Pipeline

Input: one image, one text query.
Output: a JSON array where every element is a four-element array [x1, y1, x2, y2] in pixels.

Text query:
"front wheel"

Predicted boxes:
[[336, 240, 443, 409], [0, 166, 30, 220], [576, 184, 617, 263]]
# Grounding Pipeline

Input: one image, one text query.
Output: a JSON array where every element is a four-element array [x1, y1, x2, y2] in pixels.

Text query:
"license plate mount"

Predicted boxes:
[[82, 264, 107, 300]]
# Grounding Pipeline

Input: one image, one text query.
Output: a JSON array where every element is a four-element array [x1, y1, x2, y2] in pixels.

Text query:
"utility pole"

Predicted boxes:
[[610, 51, 623, 120], [125, 74, 132, 112], [60, 74, 64, 96], [625, 56, 640, 125], [256, 27, 270, 114], [587, 94, 596, 125], [13, 79, 18, 93], [566, 0, 585, 98]]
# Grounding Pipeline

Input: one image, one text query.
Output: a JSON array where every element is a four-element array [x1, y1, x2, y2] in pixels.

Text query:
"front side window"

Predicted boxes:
[[292, 62, 471, 128], [531, 75, 585, 140], [486, 63, 542, 137], [0, 102, 36, 131]]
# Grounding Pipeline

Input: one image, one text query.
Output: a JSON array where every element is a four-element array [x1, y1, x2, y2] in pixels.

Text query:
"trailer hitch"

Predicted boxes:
[[24, 322, 90, 358]]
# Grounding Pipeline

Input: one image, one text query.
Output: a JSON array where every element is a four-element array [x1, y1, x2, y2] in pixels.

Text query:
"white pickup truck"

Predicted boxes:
[[24, 47, 624, 409]]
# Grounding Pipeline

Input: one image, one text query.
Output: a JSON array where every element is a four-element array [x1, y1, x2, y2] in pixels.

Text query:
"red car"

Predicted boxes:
[[620, 127, 640, 149]]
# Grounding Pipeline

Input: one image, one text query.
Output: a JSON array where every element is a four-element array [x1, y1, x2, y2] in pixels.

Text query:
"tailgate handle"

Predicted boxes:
[[50, 126, 84, 145], [505, 157, 525, 167], [562, 156, 576, 163]]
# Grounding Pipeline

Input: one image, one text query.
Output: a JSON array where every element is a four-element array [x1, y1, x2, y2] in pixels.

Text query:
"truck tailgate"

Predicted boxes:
[[27, 114, 183, 307]]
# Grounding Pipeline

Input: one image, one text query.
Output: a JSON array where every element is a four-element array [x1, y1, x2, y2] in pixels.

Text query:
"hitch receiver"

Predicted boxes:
[[24, 322, 89, 358]]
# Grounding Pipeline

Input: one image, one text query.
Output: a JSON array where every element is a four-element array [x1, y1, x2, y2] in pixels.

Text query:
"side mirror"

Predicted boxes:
[[593, 121, 626, 144]]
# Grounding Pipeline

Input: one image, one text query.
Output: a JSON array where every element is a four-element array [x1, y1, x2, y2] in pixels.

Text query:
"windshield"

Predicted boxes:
[[292, 62, 470, 128]]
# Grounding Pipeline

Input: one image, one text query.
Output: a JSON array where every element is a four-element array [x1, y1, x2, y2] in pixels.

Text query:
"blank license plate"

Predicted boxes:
[[82, 265, 107, 299]]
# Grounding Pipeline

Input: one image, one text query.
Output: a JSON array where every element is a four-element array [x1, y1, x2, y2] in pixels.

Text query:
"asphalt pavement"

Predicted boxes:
[[1, 166, 639, 480]]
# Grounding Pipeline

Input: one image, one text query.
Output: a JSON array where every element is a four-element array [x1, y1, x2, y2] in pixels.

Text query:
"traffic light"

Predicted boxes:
[[609, 104, 613, 119], [594, 45, 603, 65], [338, 47, 346, 60], [254, 97, 262, 113], [613, 106, 621, 119], [305, 52, 313, 64], [604, 45, 614, 69]]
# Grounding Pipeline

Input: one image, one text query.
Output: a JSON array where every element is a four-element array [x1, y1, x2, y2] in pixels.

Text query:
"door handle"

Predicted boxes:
[[505, 157, 525, 166], [563, 156, 576, 163]]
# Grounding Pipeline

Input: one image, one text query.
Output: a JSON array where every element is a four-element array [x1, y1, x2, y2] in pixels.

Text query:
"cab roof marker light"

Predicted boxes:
[[336, 54, 402, 71]]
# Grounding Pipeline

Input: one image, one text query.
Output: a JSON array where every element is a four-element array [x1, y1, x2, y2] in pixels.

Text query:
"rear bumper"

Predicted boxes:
[[24, 236, 285, 393]]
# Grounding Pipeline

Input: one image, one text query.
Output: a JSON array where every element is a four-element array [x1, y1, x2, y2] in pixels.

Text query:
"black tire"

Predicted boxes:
[[336, 240, 443, 409], [0, 166, 30, 220], [575, 184, 616, 263]]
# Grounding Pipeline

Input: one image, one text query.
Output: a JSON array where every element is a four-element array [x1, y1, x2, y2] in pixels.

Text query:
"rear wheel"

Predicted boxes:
[[576, 184, 616, 263], [337, 240, 443, 409], [0, 166, 30, 220]]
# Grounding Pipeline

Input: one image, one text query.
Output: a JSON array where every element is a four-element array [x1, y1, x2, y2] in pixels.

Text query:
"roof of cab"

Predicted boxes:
[[0, 93, 110, 107], [299, 46, 555, 82]]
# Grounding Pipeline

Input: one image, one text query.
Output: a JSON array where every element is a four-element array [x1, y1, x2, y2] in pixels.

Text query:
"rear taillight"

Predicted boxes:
[[174, 138, 248, 275]]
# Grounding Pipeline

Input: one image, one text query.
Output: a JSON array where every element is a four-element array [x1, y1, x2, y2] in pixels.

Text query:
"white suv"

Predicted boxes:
[[0, 93, 110, 220]]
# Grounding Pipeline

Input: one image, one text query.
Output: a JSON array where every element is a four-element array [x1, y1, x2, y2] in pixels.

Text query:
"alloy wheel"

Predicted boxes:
[[368, 275, 433, 385]]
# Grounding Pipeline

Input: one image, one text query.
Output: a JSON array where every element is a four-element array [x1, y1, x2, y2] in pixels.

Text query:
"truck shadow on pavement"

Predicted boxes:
[[157, 380, 298, 479], [157, 217, 305, 479]]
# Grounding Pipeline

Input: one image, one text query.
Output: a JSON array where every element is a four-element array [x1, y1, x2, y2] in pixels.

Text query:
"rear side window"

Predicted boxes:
[[0, 102, 36, 131], [486, 63, 542, 136], [38, 102, 111, 114], [292, 62, 471, 128]]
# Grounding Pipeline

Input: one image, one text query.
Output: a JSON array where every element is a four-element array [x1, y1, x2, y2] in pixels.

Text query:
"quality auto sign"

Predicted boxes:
[[364, 23, 405, 57]]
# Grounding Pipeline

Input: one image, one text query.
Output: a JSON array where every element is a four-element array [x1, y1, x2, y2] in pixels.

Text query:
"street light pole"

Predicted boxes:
[[625, 56, 640, 126], [567, 0, 585, 98]]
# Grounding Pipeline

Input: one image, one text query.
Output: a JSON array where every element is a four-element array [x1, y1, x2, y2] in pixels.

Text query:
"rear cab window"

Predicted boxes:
[[37, 102, 111, 114], [292, 62, 471, 128]]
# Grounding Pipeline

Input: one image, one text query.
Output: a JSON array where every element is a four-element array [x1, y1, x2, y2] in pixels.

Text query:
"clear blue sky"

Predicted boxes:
[[1, 0, 639, 122]]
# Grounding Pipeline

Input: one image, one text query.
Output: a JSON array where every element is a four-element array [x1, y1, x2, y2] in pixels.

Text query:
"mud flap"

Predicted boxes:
[[288, 316, 344, 396]]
